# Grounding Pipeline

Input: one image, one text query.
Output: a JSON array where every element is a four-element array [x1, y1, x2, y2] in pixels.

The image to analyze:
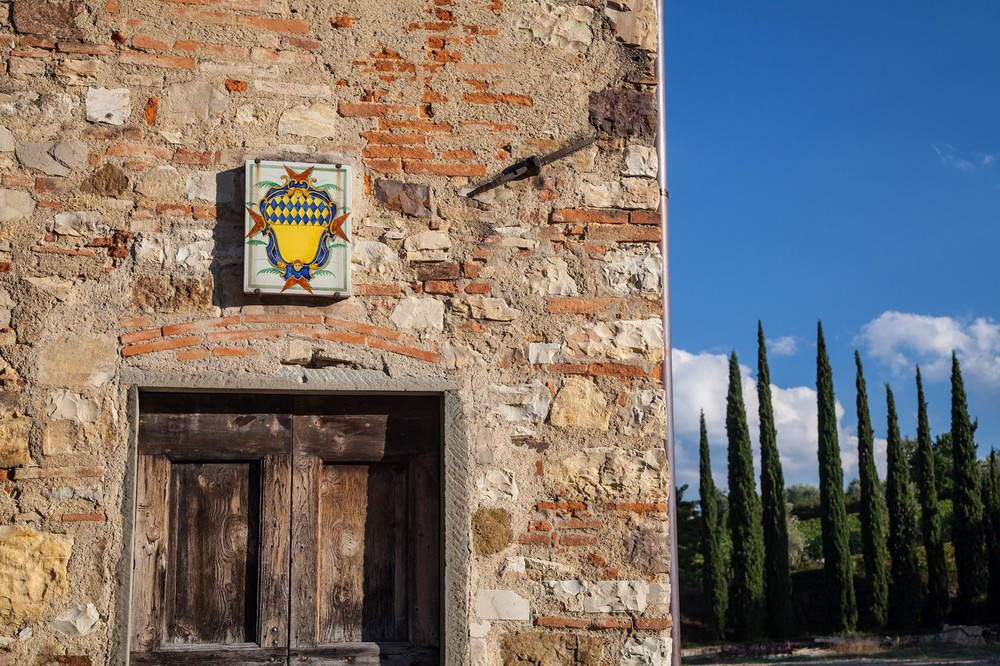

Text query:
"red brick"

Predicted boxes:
[[528, 520, 552, 532], [353, 283, 401, 296], [463, 282, 491, 295], [119, 316, 153, 328], [290, 327, 366, 345], [243, 313, 323, 325], [603, 502, 668, 513], [225, 79, 248, 92], [361, 130, 426, 145], [132, 34, 170, 50], [122, 335, 202, 357], [120, 51, 196, 69], [62, 512, 107, 522], [324, 318, 400, 341], [364, 145, 435, 160], [592, 617, 632, 629], [367, 337, 442, 363], [587, 363, 649, 378], [119, 327, 162, 344], [176, 348, 210, 361], [535, 616, 589, 629], [207, 329, 285, 343], [331, 15, 356, 28], [32, 246, 97, 257], [15, 467, 103, 480], [363, 158, 403, 174], [143, 97, 159, 126], [518, 532, 556, 546], [463, 261, 483, 279], [546, 297, 623, 315], [552, 208, 628, 224], [212, 346, 260, 357], [173, 148, 221, 164], [423, 280, 456, 295], [57, 41, 115, 55], [635, 617, 673, 630], [560, 534, 597, 547], [162, 316, 240, 336], [243, 15, 311, 34], [630, 210, 661, 225], [442, 149, 476, 161], [403, 161, 486, 177], [587, 224, 661, 242]]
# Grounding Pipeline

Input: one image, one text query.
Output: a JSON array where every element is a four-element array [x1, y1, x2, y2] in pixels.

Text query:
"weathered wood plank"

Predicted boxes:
[[258, 454, 291, 648], [139, 412, 291, 458], [130, 645, 287, 665], [131, 455, 171, 652], [290, 453, 321, 648], [409, 454, 441, 647], [167, 463, 255, 646], [296, 643, 438, 665], [293, 414, 437, 461]]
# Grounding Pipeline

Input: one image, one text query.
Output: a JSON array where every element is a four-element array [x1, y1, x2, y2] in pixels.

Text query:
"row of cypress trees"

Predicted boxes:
[[699, 321, 1000, 639]]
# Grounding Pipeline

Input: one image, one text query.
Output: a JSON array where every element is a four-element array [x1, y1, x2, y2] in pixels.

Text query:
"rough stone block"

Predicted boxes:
[[37, 335, 118, 387], [552, 447, 667, 500], [0, 189, 35, 221], [11, 0, 83, 39], [0, 418, 30, 467], [278, 103, 338, 138], [389, 296, 444, 332], [472, 508, 513, 556], [80, 164, 129, 197], [589, 89, 658, 140], [85, 87, 130, 126], [0, 527, 72, 626], [517, 2, 594, 54], [550, 377, 610, 430], [374, 179, 431, 218], [15, 141, 88, 177], [563, 318, 664, 361], [50, 603, 99, 637], [475, 589, 530, 621], [500, 630, 603, 665], [477, 469, 519, 502]]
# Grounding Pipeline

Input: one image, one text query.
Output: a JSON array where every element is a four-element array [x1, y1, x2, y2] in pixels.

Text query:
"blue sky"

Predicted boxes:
[[666, 1, 1000, 489]]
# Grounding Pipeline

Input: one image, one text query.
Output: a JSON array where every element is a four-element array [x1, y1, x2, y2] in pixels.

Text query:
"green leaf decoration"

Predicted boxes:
[[328, 242, 349, 249], [257, 267, 283, 276], [315, 183, 343, 192], [313, 269, 334, 277], [256, 180, 281, 189], [246, 239, 266, 246]]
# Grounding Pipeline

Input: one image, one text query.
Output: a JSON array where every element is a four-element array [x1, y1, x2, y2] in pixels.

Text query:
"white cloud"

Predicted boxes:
[[769, 335, 798, 356], [934, 142, 976, 171], [856, 311, 1000, 388], [672, 348, 854, 491]]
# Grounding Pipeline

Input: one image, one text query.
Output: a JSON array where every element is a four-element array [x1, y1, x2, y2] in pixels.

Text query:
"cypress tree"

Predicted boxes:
[[985, 451, 1000, 622], [885, 385, 923, 631], [699, 411, 728, 638], [914, 367, 949, 626], [816, 322, 856, 632], [726, 351, 765, 639], [854, 352, 889, 629], [951, 352, 987, 618], [757, 323, 792, 636]]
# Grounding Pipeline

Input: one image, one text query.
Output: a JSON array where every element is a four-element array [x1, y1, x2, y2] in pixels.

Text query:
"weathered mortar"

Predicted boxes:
[[0, 0, 670, 662]]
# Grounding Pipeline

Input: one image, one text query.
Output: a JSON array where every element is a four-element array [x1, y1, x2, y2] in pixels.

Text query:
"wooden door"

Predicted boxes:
[[289, 395, 441, 664], [131, 393, 441, 666]]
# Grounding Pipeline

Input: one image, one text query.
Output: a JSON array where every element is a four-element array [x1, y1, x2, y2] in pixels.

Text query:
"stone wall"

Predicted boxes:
[[0, 0, 669, 662]]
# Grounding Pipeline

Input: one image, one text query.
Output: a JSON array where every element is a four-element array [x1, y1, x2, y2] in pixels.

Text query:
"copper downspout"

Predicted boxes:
[[653, 0, 681, 663]]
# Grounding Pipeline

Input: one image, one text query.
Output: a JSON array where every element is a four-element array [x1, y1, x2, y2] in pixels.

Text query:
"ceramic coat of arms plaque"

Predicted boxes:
[[244, 160, 352, 296]]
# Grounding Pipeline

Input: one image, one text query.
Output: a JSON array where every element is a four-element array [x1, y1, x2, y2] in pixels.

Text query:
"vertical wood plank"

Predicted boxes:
[[318, 465, 366, 643], [131, 454, 171, 652], [290, 453, 321, 648], [167, 463, 254, 645], [258, 454, 291, 648], [409, 454, 441, 647]]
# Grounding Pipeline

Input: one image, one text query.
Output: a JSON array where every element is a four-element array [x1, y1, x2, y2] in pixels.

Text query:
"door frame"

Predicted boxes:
[[112, 369, 471, 666]]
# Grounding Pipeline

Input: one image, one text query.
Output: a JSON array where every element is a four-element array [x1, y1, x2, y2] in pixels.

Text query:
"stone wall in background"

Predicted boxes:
[[0, 0, 669, 662]]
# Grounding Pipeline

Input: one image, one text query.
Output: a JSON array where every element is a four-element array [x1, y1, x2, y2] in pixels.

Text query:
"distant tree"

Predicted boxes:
[[983, 451, 1000, 622], [726, 351, 765, 639], [951, 353, 987, 618], [816, 322, 857, 632], [885, 385, 923, 631], [787, 484, 821, 518], [854, 353, 889, 630], [933, 432, 955, 499], [699, 411, 728, 639], [757, 324, 792, 636], [914, 367, 949, 626]]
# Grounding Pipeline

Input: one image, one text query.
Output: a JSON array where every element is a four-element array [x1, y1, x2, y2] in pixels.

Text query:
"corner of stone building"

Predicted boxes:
[[0, 0, 670, 662]]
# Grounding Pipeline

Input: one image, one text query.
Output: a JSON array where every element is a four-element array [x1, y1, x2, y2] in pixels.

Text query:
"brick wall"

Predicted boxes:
[[0, 0, 669, 662]]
